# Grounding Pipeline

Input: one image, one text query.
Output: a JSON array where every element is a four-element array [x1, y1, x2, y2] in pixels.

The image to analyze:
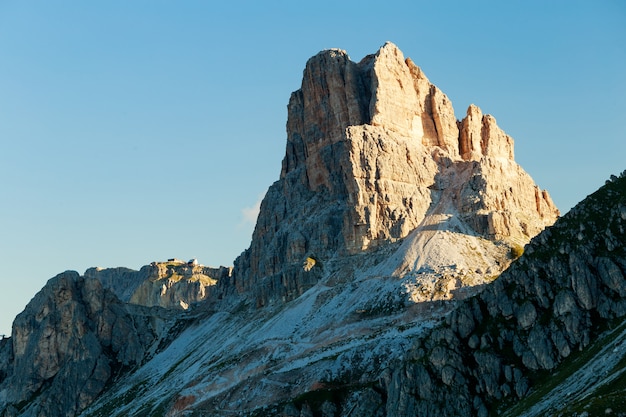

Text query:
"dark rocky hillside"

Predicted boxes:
[[273, 173, 626, 416]]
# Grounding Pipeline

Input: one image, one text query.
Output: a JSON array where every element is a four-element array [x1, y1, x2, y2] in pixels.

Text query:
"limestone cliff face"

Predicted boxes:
[[0, 272, 177, 417], [230, 42, 558, 306], [86, 262, 231, 309], [128, 262, 230, 309]]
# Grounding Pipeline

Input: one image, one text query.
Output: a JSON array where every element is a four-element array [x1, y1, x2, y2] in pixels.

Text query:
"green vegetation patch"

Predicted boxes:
[[509, 244, 524, 260]]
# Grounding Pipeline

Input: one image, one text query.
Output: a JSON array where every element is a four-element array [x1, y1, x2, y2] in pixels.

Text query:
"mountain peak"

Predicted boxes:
[[232, 43, 559, 307]]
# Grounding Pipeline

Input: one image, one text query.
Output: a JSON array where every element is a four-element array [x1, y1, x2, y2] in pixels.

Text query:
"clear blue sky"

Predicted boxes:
[[1, 1, 624, 335]]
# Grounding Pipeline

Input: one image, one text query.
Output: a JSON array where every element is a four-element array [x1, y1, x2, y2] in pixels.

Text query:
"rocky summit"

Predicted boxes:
[[229, 41, 558, 307], [1, 42, 623, 417]]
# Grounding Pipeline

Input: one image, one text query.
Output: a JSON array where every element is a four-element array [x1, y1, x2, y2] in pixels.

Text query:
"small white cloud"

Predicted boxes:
[[240, 192, 265, 228]]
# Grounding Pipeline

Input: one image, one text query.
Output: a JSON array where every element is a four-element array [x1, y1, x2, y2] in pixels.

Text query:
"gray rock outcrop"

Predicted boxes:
[[0, 272, 177, 417], [83, 266, 145, 302]]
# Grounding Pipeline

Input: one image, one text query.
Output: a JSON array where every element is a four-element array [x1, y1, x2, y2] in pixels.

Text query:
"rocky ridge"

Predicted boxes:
[[0, 261, 229, 417]]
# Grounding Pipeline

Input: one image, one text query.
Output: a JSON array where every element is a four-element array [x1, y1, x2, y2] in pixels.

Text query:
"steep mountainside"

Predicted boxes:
[[3, 42, 612, 417], [273, 173, 626, 416], [69, 175, 622, 417]]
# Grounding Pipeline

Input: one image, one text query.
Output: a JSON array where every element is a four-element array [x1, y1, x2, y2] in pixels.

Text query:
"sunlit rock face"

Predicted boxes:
[[86, 262, 231, 309], [229, 42, 558, 307]]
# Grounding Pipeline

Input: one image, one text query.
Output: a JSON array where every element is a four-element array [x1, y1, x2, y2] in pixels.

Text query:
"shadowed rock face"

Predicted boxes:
[[0, 272, 177, 417], [230, 42, 558, 307]]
